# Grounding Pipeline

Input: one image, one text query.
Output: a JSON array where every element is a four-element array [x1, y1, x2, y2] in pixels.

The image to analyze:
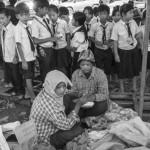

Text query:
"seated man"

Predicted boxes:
[[64, 49, 109, 118]]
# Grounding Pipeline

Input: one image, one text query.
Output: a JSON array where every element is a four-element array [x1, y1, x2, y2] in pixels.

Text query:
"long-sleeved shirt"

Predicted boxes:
[[30, 89, 79, 145], [71, 67, 109, 102]]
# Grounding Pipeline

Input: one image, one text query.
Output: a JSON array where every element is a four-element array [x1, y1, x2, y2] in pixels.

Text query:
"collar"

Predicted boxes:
[[19, 20, 28, 28], [35, 15, 44, 22], [120, 19, 133, 25], [72, 25, 82, 33], [50, 17, 61, 25], [5, 22, 12, 31], [2, 22, 12, 32], [99, 21, 110, 27], [78, 67, 96, 78]]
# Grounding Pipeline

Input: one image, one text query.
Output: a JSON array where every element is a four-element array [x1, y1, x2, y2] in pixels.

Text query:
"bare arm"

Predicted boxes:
[[33, 37, 58, 45], [16, 43, 28, 70]]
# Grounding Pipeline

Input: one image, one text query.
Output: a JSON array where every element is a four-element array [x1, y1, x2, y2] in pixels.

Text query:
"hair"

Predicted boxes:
[[0, 8, 10, 17], [97, 4, 110, 15], [112, 5, 120, 16], [93, 7, 98, 16], [15, 2, 29, 14], [73, 12, 88, 41], [9, 0, 17, 6], [142, 9, 146, 20], [58, 6, 69, 17], [120, 3, 134, 17], [0, 1, 5, 9], [48, 4, 58, 14], [83, 6, 93, 15], [33, 0, 49, 12]]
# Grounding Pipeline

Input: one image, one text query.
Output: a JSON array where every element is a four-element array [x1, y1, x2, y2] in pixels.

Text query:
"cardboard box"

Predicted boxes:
[[7, 120, 37, 150]]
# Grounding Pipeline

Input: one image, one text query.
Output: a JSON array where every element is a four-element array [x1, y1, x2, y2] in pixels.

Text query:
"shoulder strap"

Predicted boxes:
[[34, 17, 53, 36]]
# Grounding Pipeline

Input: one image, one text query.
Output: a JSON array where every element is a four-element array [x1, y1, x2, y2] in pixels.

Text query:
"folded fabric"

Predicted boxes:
[[94, 142, 124, 150], [109, 117, 150, 147], [124, 147, 150, 150]]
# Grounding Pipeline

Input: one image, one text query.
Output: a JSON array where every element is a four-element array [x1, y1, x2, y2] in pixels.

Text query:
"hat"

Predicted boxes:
[[78, 49, 95, 63]]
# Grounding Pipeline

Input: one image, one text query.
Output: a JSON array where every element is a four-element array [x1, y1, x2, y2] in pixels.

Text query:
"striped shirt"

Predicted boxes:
[[71, 67, 109, 102]]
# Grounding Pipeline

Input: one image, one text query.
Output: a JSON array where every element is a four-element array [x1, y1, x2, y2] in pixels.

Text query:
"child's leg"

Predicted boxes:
[[132, 76, 137, 92], [119, 79, 124, 93], [26, 79, 35, 101]]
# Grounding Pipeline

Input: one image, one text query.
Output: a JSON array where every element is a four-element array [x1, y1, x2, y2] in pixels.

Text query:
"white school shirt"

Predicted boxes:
[[140, 25, 150, 51], [1, 22, 16, 62], [31, 15, 53, 48], [15, 21, 36, 62], [70, 26, 88, 52], [51, 18, 70, 49], [88, 21, 113, 49], [111, 19, 140, 50]]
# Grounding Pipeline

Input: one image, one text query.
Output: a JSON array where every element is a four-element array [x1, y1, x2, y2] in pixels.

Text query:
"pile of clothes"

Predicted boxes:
[[66, 102, 150, 150]]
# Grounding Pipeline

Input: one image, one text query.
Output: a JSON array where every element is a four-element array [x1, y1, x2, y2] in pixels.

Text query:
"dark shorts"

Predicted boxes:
[[116, 47, 141, 79], [19, 61, 35, 79], [54, 47, 71, 69], [94, 47, 113, 75], [147, 52, 150, 69]]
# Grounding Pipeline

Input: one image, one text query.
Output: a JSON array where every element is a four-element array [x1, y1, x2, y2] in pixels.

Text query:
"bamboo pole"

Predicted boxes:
[[139, 0, 150, 117]]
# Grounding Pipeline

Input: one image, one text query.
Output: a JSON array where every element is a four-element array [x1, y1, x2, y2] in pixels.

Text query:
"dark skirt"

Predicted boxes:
[[116, 47, 141, 79], [54, 47, 71, 69], [147, 52, 150, 69]]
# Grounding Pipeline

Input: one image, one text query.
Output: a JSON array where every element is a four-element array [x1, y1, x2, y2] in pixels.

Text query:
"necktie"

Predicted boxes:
[[52, 24, 57, 47], [2, 30, 5, 42], [102, 26, 106, 44], [126, 23, 132, 38], [43, 19, 56, 47], [26, 27, 35, 52], [86, 23, 90, 32], [43, 19, 53, 35]]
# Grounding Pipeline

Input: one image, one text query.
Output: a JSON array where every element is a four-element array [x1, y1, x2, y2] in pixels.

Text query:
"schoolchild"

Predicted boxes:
[[88, 4, 113, 77], [66, 12, 88, 73], [58, 6, 72, 78], [48, 4, 71, 76], [83, 6, 98, 53], [0, 8, 24, 98], [93, 7, 100, 21], [111, 5, 121, 82], [140, 10, 150, 84], [15, 3, 36, 102], [112, 5, 121, 25], [111, 3, 143, 93], [31, 0, 59, 82]]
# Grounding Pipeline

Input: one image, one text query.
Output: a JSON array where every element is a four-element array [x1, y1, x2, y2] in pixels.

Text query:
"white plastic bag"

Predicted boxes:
[[0, 126, 10, 150]]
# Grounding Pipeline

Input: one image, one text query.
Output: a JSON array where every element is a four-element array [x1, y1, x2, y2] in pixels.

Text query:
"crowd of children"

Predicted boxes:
[[0, 0, 148, 103]]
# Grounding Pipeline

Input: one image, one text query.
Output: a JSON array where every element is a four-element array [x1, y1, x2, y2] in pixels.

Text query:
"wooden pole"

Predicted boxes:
[[139, 0, 150, 117]]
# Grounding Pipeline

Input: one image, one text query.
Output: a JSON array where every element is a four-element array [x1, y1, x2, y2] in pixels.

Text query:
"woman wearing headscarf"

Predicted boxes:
[[64, 49, 109, 118], [30, 70, 85, 149]]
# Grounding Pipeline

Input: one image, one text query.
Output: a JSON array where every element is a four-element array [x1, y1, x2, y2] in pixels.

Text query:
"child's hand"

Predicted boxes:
[[115, 54, 120, 63], [39, 47, 46, 57], [22, 61, 28, 70], [95, 40, 103, 47]]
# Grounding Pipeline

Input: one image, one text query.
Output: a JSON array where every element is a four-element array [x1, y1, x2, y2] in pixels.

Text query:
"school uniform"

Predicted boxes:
[[85, 16, 99, 54], [31, 15, 56, 82], [140, 24, 150, 69], [111, 19, 141, 79], [51, 18, 71, 69], [1, 22, 23, 95], [70, 26, 88, 73], [88, 21, 113, 75], [15, 21, 36, 80]]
